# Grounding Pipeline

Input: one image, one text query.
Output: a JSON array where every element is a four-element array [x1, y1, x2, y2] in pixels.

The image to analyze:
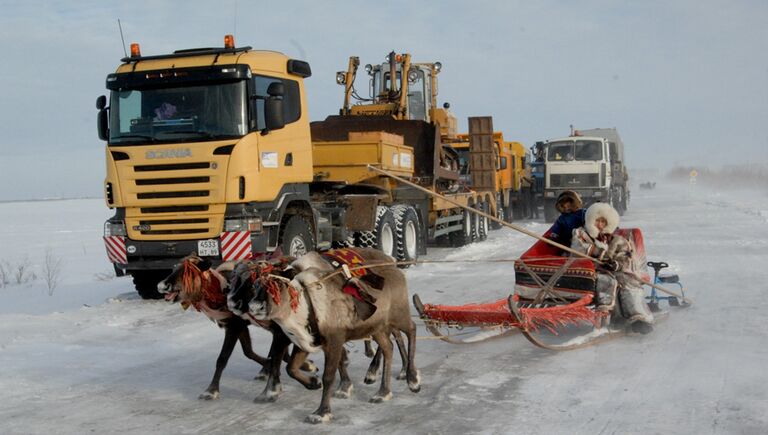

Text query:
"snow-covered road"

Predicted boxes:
[[1, 183, 767, 434]]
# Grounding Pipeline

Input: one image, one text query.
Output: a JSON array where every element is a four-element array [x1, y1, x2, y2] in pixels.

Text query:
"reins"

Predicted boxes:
[[365, 165, 692, 305]]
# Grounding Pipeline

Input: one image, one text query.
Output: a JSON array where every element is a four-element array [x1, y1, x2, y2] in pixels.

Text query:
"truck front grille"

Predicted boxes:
[[550, 173, 599, 188], [137, 190, 210, 199], [124, 156, 226, 239], [139, 205, 210, 214]]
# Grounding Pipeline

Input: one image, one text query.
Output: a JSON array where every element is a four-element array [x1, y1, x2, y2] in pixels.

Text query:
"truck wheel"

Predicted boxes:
[[375, 207, 396, 257], [620, 191, 628, 215], [132, 270, 171, 300], [280, 215, 315, 257], [543, 199, 558, 223], [471, 204, 481, 242], [449, 209, 473, 247], [392, 205, 419, 266], [355, 206, 396, 257], [331, 235, 354, 248], [490, 194, 504, 230], [478, 202, 489, 241]]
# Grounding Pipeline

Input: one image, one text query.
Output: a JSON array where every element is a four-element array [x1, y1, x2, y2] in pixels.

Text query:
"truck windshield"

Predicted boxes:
[[547, 140, 603, 161], [109, 81, 247, 145]]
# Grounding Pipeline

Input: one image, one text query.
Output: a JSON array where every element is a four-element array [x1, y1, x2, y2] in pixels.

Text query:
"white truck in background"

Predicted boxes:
[[541, 127, 629, 222]]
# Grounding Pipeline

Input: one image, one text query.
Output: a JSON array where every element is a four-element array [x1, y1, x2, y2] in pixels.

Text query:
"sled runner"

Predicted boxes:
[[414, 228, 683, 350]]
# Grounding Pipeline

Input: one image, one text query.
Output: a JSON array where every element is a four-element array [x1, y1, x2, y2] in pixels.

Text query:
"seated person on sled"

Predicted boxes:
[[548, 190, 586, 249], [570, 202, 655, 334]]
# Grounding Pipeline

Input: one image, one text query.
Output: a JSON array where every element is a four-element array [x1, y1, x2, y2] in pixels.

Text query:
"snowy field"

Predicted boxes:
[[1, 183, 767, 434]]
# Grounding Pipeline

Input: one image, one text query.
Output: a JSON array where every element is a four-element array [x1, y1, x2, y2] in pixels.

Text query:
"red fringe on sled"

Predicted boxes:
[[422, 294, 606, 334]]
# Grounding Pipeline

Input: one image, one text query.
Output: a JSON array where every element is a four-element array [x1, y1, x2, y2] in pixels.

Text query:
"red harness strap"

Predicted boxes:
[[250, 262, 300, 312]]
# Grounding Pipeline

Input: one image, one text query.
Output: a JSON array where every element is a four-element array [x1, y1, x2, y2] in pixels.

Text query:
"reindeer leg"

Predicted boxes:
[[253, 326, 289, 403], [285, 347, 321, 390], [281, 345, 317, 373], [233, 319, 270, 381], [393, 331, 408, 381], [403, 319, 421, 393], [334, 348, 353, 399], [369, 331, 393, 403], [364, 343, 382, 384], [306, 342, 343, 424], [363, 337, 375, 358], [199, 320, 242, 400]]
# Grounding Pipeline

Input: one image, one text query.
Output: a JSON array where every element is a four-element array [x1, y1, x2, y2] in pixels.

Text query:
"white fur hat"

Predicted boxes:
[[584, 202, 620, 238]]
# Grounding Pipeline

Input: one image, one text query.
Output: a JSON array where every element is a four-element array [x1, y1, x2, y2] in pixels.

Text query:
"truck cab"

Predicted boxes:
[[542, 135, 613, 221], [98, 38, 318, 298]]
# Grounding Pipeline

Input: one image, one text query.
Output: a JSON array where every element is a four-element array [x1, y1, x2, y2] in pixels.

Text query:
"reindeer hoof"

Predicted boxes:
[[306, 376, 322, 390], [253, 385, 282, 403], [198, 391, 219, 400], [305, 413, 332, 424], [369, 392, 392, 403], [301, 360, 318, 373], [396, 369, 407, 380], [364, 373, 378, 385], [334, 383, 354, 399], [253, 393, 279, 403], [408, 370, 422, 393]]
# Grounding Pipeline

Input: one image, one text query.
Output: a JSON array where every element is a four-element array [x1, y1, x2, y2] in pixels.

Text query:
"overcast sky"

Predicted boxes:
[[0, 0, 766, 200]]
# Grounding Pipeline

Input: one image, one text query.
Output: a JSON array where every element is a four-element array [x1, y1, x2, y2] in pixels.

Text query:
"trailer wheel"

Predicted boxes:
[[616, 188, 627, 216], [477, 202, 489, 241], [355, 206, 396, 257], [490, 194, 504, 230], [392, 205, 419, 266], [131, 270, 171, 300], [280, 215, 315, 257], [449, 209, 473, 247], [543, 199, 558, 223], [470, 204, 480, 242]]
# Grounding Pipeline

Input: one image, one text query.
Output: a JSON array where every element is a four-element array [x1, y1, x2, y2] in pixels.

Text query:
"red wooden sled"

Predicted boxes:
[[414, 228, 650, 349]]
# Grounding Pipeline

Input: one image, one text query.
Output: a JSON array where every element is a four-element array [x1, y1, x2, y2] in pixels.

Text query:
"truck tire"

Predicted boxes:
[[392, 205, 419, 266], [449, 209, 473, 247], [490, 194, 504, 230], [355, 206, 396, 257], [616, 188, 627, 216], [280, 215, 315, 257], [543, 199, 558, 223], [477, 202, 489, 241], [131, 270, 171, 300]]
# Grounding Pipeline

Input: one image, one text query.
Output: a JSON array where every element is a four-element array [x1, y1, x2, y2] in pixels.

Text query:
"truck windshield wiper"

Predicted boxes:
[[158, 130, 214, 138], [112, 134, 156, 142]]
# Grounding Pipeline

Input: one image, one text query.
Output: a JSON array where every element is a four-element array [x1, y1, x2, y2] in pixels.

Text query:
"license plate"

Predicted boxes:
[[197, 239, 219, 257]]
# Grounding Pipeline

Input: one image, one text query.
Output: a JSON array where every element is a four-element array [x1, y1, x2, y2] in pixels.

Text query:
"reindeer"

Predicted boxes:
[[157, 254, 319, 402], [244, 248, 420, 424]]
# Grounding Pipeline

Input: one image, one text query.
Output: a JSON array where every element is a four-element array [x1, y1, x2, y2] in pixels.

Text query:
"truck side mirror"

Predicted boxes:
[[263, 82, 285, 133], [96, 95, 109, 141]]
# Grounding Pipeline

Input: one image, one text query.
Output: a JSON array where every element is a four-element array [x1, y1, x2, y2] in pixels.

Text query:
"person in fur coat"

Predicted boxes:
[[548, 190, 586, 249], [571, 202, 655, 334]]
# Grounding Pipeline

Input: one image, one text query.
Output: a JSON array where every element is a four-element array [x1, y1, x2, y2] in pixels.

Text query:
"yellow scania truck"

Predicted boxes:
[[98, 37, 397, 298]]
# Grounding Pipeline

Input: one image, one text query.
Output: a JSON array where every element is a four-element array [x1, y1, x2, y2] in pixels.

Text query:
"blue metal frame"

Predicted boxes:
[[646, 261, 686, 307]]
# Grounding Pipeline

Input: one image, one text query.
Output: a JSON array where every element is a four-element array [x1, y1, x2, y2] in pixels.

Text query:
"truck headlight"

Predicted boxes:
[[544, 191, 556, 198], [224, 217, 263, 233], [593, 191, 603, 197], [104, 220, 126, 237]]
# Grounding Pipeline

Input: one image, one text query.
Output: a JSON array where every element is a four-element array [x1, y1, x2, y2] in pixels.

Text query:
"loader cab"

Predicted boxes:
[[370, 62, 434, 122]]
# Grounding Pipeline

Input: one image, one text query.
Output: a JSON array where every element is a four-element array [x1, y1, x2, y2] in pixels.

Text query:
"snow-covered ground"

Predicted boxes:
[[1, 183, 767, 434]]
